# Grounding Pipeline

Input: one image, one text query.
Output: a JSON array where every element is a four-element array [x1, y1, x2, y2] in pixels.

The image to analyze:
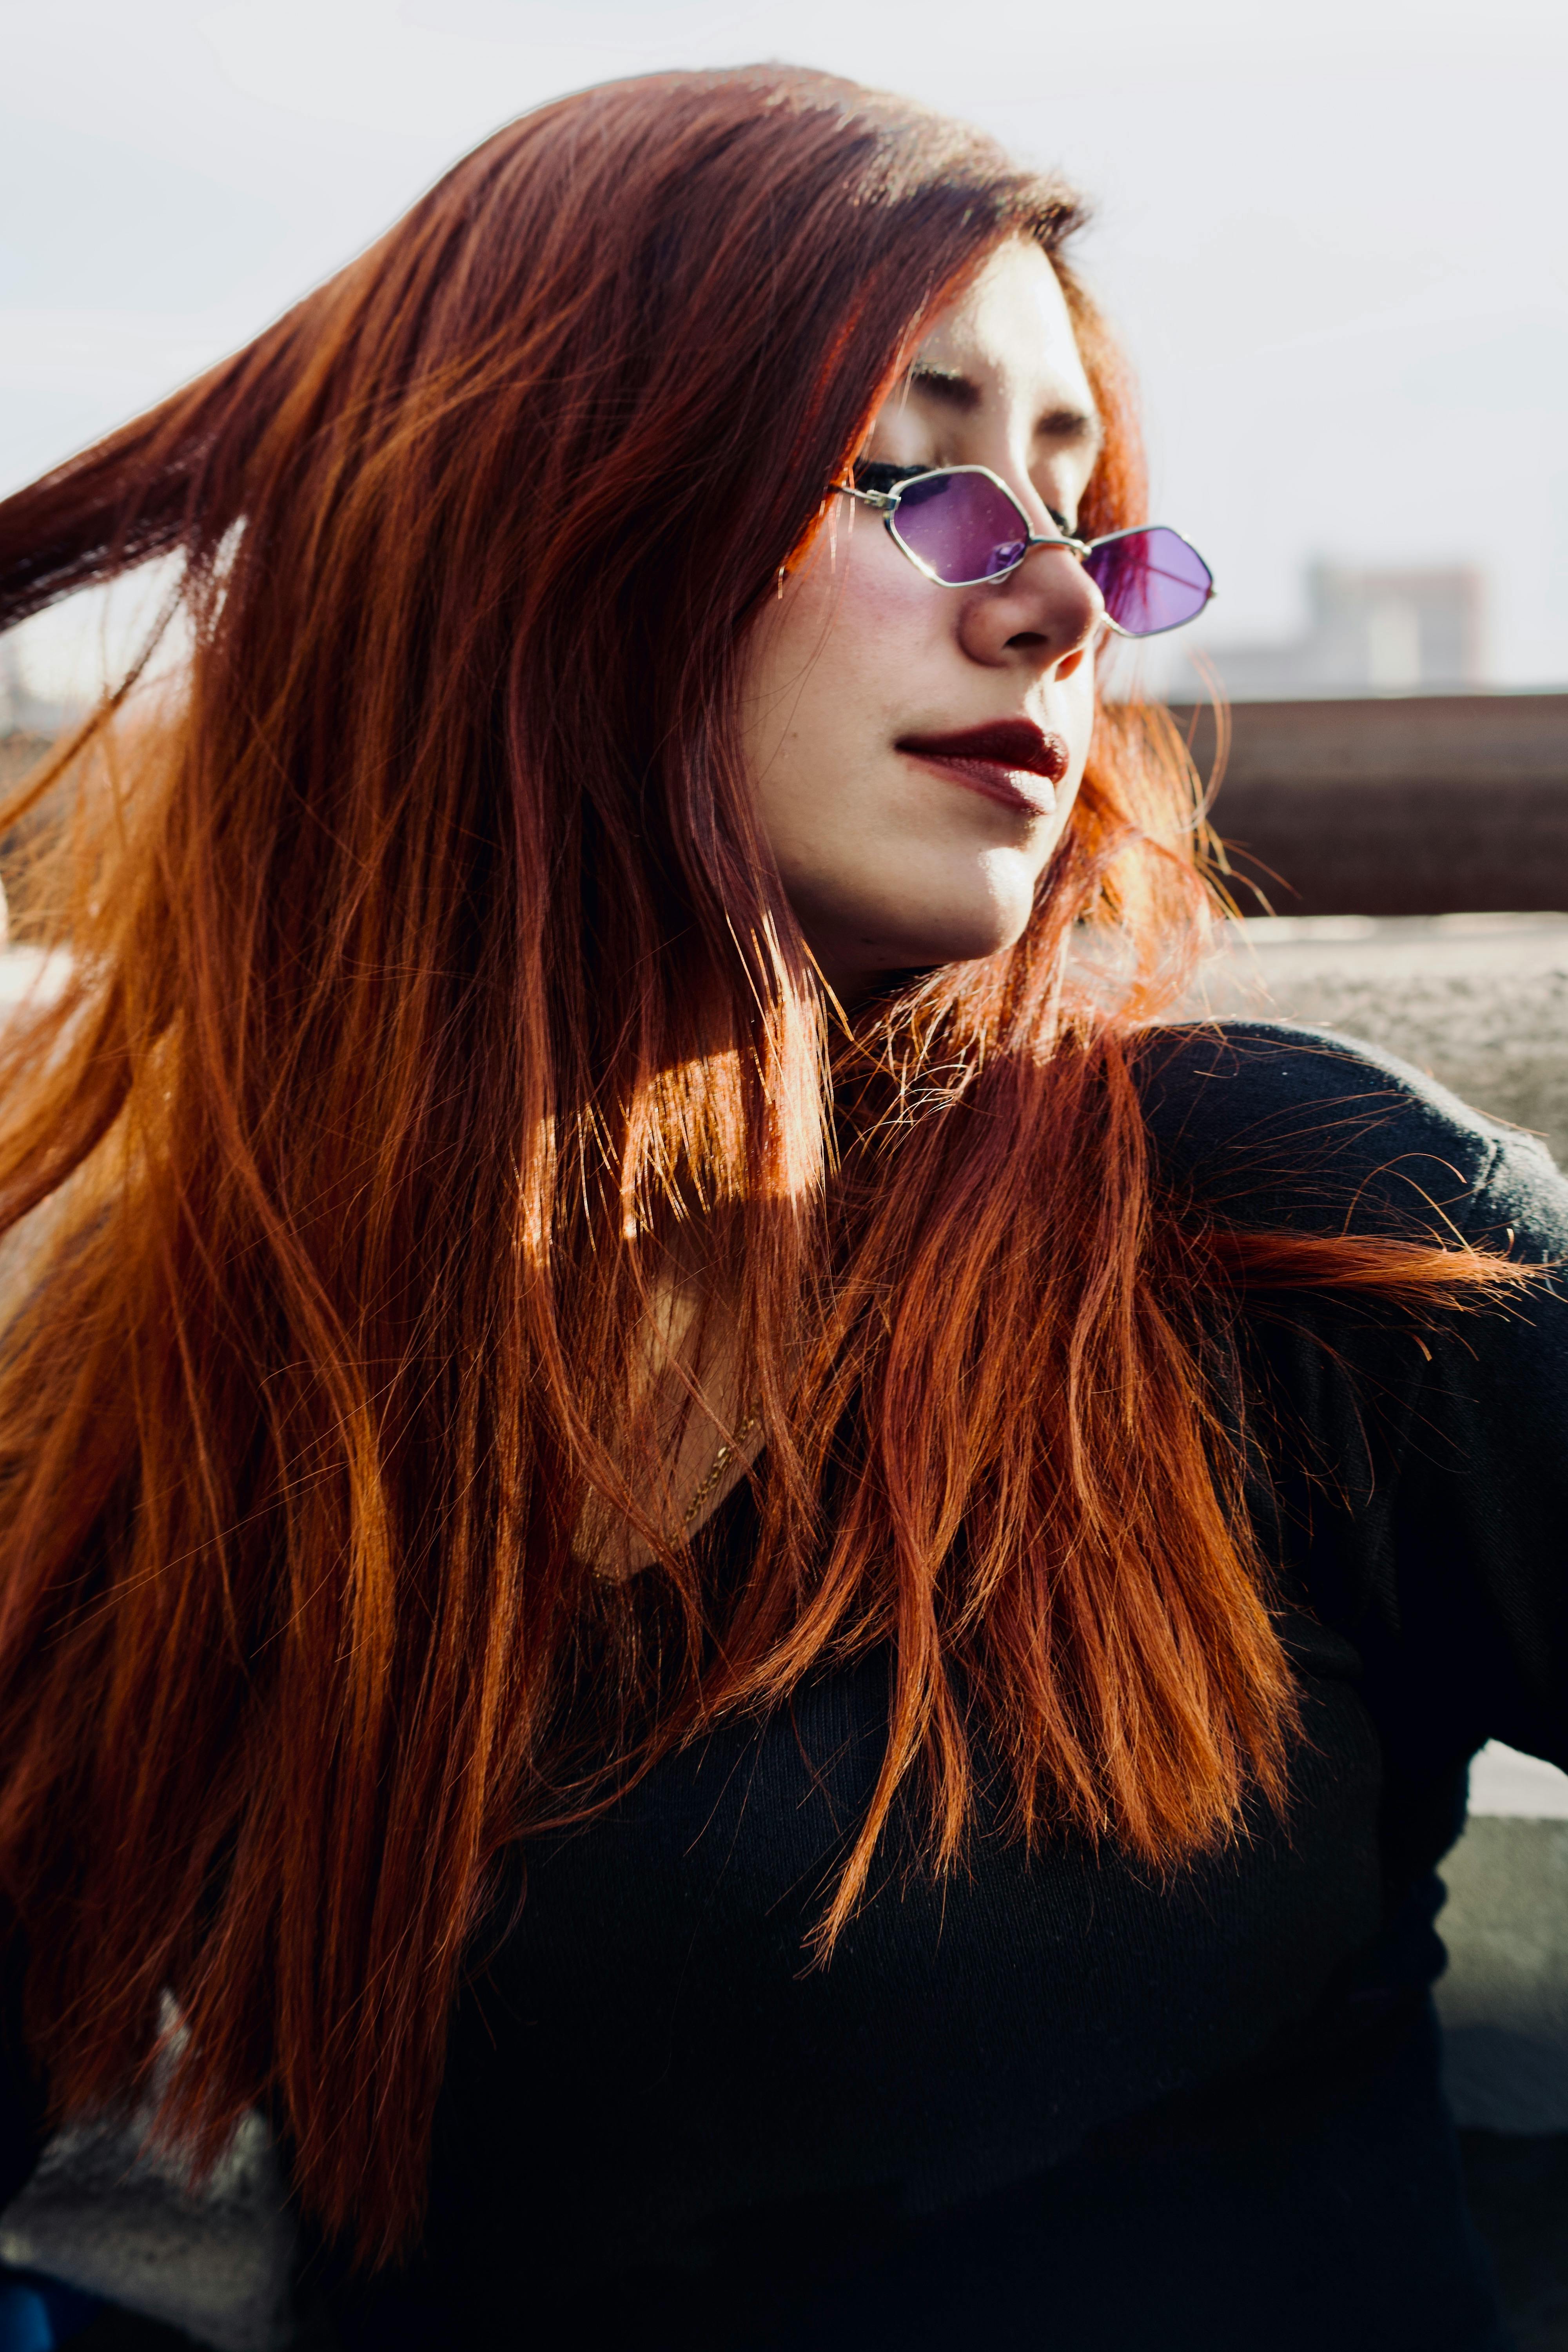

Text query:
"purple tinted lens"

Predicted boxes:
[[1082, 527, 1212, 636], [891, 470, 1029, 584]]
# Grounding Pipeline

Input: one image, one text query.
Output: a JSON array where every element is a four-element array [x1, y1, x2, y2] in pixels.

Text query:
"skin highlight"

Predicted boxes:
[[741, 240, 1107, 1001]]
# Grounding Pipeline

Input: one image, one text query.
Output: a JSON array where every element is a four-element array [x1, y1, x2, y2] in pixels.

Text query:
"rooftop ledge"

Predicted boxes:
[[1190, 909, 1568, 1167]]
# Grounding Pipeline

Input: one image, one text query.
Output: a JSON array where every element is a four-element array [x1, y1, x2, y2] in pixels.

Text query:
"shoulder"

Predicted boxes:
[[1131, 1018, 1566, 1251]]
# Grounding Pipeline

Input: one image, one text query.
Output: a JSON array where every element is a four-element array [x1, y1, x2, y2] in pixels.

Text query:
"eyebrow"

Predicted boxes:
[[906, 361, 1102, 447]]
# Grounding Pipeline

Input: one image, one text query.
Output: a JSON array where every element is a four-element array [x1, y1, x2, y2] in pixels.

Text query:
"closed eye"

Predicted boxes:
[[851, 462, 1081, 543], [853, 459, 935, 492], [854, 460, 1078, 533]]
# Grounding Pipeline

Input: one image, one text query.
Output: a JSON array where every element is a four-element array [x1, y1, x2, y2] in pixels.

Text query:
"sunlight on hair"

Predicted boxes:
[[0, 62, 1539, 2271]]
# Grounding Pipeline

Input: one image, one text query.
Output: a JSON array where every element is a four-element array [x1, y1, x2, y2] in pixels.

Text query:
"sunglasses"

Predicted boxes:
[[834, 464, 1214, 638]]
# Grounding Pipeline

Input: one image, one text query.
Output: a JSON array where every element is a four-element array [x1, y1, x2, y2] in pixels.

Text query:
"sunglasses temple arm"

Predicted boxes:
[[833, 484, 1091, 548], [833, 483, 897, 514]]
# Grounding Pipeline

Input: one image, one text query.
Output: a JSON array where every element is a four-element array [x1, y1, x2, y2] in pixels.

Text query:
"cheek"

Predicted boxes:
[[742, 541, 937, 784]]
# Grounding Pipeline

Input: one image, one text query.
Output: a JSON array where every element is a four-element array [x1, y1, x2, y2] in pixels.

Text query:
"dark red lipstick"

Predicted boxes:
[[897, 719, 1070, 815]]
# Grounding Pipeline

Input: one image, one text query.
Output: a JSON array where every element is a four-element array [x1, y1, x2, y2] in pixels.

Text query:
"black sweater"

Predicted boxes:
[[37, 1024, 1568, 2348], [317, 1022, 1568, 2348], [325, 1020, 1568, 2350]]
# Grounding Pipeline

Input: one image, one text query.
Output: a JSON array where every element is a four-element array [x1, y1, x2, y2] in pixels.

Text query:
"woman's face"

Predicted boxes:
[[740, 239, 1105, 999]]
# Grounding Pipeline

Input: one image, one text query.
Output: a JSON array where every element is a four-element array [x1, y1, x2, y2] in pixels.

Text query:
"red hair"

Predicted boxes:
[[0, 64, 1523, 2261]]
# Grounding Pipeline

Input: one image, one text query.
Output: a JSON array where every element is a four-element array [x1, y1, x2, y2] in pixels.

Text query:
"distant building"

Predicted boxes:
[[1195, 562, 1486, 699]]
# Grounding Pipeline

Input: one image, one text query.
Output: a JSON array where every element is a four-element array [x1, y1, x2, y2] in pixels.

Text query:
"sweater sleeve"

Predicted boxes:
[[1385, 1125, 1568, 1774], [1138, 1020, 1568, 1784]]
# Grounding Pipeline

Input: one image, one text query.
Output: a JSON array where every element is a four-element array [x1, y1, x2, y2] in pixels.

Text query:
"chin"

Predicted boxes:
[[791, 868, 1040, 995], [856, 925, 1027, 989], [893, 892, 1036, 972]]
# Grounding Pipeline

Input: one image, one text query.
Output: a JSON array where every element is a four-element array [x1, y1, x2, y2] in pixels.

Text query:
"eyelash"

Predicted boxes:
[[852, 459, 927, 491], [851, 459, 1077, 540]]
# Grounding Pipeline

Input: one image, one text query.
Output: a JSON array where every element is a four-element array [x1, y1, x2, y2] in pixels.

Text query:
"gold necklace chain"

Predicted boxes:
[[682, 1408, 761, 1528]]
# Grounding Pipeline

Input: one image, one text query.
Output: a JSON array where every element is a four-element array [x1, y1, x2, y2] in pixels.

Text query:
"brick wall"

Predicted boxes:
[[1174, 694, 1568, 917]]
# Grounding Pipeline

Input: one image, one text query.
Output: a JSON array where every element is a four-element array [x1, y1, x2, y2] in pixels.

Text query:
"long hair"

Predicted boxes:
[[0, 64, 1523, 2260]]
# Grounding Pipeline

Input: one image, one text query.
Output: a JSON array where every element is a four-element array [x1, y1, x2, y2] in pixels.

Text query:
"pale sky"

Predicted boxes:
[[4, 0, 1567, 695]]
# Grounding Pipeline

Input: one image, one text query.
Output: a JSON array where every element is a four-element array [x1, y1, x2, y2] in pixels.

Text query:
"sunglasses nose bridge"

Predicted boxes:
[[1008, 530, 1108, 626], [1018, 526, 1092, 564]]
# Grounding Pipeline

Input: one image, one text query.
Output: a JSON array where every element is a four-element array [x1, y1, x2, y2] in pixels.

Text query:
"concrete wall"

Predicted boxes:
[[1194, 910, 1568, 1163]]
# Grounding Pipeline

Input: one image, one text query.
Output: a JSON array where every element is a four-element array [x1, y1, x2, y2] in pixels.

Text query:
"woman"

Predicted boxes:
[[0, 63, 1558, 2352]]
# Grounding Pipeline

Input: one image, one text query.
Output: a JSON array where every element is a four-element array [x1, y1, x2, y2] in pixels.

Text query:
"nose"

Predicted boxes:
[[956, 534, 1105, 677]]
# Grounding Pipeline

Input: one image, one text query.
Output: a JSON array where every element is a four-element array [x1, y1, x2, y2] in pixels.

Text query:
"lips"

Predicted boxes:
[[897, 719, 1070, 816]]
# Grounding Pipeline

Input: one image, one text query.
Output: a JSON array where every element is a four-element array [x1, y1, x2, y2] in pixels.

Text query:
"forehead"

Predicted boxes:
[[909, 240, 1097, 426]]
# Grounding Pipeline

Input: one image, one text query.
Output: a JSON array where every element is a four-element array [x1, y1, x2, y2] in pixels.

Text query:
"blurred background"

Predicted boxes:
[[2, 0, 1566, 718], [3, 5, 1568, 2346]]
